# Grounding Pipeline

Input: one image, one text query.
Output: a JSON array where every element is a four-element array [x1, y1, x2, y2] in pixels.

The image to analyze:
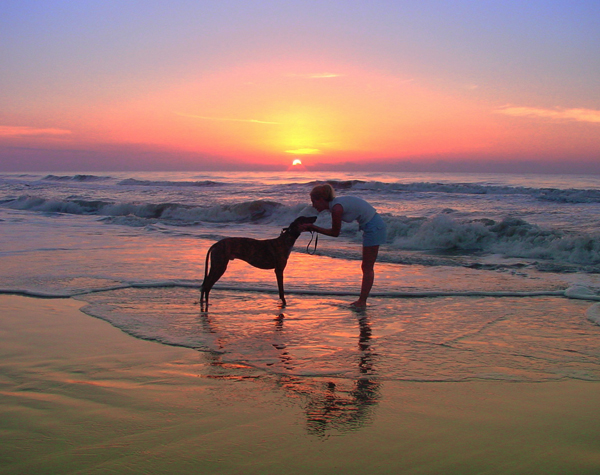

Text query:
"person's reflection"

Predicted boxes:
[[198, 308, 381, 436], [277, 314, 381, 437]]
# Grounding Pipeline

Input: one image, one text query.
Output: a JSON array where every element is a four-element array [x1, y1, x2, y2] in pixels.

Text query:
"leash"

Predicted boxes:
[[306, 231, 318, 255]]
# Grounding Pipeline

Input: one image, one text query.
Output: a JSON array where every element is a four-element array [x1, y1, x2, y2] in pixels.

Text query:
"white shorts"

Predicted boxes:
[[360, 213, 387, 247]]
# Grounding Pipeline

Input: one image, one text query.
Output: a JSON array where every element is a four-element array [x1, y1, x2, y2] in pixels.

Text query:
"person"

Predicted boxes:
[[301, 183, 387, 308]]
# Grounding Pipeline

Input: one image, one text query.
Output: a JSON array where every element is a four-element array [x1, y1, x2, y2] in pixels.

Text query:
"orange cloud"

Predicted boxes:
[[287, 72, 344, 79], [285, 148, 321, 155], [176, 113, 280, 125], [496, 106, 600, 124]]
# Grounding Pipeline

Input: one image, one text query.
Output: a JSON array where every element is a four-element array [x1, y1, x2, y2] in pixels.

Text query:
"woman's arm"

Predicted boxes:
[[309, 203, 342, 237]]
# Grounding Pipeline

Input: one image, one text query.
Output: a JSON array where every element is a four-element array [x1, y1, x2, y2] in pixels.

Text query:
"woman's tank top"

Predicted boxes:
[[329, 196, 376, 227]]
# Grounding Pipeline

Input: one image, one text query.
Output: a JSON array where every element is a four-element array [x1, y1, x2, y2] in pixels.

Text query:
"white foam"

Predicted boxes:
[[586, 303, 600, 325], [386, 215, 600, 269], [565, 286, 600, 301], [0, 282, 573, 300], [0, 288, 72, 298]]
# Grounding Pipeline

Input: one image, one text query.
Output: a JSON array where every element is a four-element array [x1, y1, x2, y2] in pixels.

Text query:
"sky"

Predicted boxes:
[[1, 0, 599, 173]]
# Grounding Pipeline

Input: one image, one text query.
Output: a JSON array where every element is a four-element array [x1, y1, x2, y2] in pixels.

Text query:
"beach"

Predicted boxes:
[[2, 171, 600, 473], [2, 294, 600, 474]]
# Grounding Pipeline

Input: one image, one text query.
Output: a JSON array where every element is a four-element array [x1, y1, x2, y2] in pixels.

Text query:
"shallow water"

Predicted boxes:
[[75, 286, 598, 383], [2, 170, 600, 383]]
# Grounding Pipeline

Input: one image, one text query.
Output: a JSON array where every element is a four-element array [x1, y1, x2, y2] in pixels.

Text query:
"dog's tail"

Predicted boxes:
[[203, 245, 213, 282], [200, 244, 214, 304]]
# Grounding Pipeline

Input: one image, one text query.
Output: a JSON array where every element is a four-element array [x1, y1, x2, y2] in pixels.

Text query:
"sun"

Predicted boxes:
[[287, 157, 308, 171]]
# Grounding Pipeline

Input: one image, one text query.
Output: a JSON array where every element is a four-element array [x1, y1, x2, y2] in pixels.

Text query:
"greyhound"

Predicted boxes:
[[200, 215, 317, 310]]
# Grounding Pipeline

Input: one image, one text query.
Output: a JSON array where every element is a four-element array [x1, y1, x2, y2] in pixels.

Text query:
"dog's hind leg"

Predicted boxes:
[[201, 257, 229, 310], [275, 268, 286, 307]]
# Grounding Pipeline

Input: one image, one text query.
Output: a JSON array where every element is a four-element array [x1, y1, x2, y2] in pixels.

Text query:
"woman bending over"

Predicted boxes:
[[301, 184, 387, 308]]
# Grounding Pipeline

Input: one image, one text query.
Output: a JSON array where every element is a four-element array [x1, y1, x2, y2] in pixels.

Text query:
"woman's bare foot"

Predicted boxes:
[[350, 300, 367, 309]]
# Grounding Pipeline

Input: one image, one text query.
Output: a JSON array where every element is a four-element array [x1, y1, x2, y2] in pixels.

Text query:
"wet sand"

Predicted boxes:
[[1, 294, 600, 474]]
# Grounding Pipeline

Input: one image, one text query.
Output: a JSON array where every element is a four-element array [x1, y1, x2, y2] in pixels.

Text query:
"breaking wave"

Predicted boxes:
[[3, 185, 600, 272], [2, 195, 294, 224], [385, 215, 600, 269]]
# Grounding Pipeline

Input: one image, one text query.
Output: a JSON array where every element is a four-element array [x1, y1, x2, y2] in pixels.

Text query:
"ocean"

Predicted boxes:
[[2, 170, 600, 384]]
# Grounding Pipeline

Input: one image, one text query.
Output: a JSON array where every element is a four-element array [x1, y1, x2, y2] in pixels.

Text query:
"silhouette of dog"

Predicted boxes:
[[200, 215, 317, 310]]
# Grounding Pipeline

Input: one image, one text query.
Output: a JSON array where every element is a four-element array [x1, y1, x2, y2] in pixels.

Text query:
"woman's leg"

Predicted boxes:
[[351, 245, 379, 308]]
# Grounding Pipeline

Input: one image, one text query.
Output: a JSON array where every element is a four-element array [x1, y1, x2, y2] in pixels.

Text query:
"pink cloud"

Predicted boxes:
[[0, 126, 72, 137]]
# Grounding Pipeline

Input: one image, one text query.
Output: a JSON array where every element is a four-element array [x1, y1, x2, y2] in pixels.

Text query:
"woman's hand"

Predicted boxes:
[[299, 223, 314, 233]]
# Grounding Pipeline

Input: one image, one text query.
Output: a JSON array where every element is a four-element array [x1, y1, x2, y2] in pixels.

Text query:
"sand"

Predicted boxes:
[[1, 294, 600, 474]]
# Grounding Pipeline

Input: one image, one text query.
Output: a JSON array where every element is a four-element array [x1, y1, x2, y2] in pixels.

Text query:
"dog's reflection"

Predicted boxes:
[[199, 310, 380, 436]]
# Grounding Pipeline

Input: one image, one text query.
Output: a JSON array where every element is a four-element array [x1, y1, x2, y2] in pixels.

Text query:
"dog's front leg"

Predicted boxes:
[[275, 268, 286, 307]]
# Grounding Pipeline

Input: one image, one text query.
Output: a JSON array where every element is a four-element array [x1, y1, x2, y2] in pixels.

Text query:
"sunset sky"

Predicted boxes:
[[1, 0, 599, 173]]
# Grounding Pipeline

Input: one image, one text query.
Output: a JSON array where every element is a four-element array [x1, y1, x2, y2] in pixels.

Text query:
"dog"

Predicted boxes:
[[200, 215, 317, 310]]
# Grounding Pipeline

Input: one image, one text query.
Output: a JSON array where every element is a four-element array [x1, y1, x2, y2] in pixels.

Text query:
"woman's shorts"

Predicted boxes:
[[360, 213, 387, 247]]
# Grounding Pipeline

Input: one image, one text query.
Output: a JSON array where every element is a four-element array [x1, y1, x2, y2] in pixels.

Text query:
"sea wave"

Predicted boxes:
[[2, 195, 295, 224], [118, 178, 225, 187], [385, 215, 600, 268], [29, 174, 600, 203], [4, 193, 600, 270], [41, 174, 112, 182]]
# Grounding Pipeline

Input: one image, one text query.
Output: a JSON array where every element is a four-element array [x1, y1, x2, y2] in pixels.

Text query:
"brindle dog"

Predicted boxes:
[[200, 215, 317, 310]]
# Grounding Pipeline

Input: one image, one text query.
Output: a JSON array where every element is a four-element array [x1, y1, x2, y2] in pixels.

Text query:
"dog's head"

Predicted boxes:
[[285, 215, 317, 237]]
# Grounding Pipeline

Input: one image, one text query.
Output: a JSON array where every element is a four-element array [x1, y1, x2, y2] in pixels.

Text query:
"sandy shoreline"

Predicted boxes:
[[1, 294, 600, 474]]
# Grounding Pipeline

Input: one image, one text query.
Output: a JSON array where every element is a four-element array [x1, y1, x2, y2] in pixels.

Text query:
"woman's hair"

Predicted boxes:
[[310, 183, 336, 202]]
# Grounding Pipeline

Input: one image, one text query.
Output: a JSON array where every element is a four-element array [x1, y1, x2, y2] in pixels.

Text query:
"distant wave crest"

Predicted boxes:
[[118, 178, 224, 187], [33, 175, 600, 203], [41, 174, 112, 182], [304, 180, 600, 203]]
